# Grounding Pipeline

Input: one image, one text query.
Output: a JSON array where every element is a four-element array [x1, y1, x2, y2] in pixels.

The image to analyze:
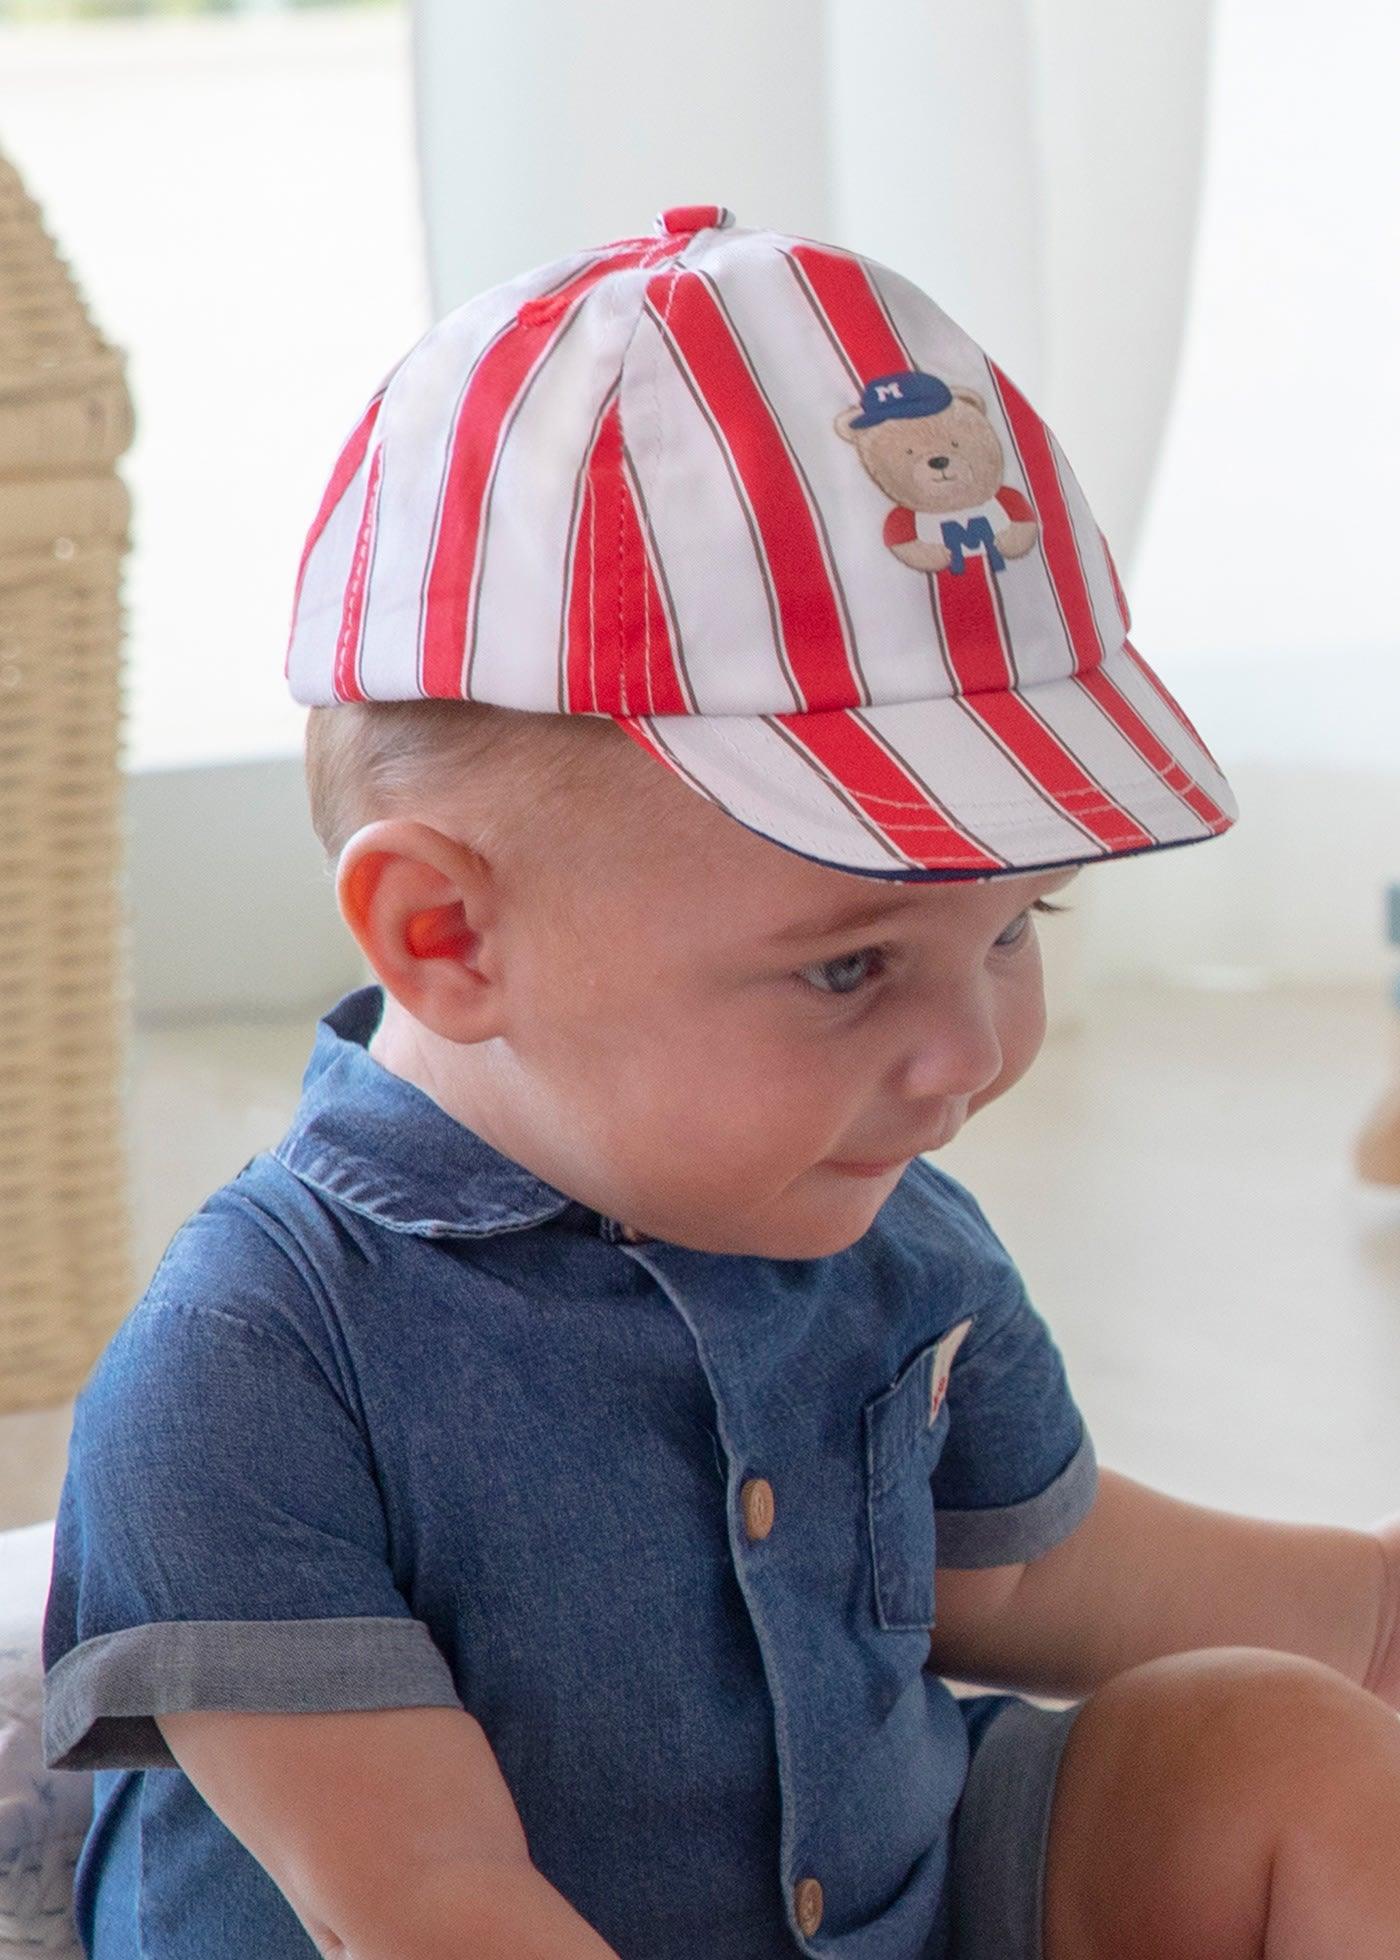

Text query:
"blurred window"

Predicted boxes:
[[1, 0, 427, 767]]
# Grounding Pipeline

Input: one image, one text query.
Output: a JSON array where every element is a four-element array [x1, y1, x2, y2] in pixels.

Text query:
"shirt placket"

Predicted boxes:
[[606, 1235, 833, 1954]]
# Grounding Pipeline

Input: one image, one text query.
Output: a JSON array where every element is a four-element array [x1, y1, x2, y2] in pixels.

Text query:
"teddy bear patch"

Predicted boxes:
[[835, 370, 1038, 576]]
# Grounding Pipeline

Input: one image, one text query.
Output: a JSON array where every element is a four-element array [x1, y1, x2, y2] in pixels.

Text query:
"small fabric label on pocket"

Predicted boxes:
[[928, 1317, 973, 1423]]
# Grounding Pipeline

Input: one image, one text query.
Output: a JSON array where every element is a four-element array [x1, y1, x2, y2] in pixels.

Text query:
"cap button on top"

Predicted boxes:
[[653, 203, 735, 237]]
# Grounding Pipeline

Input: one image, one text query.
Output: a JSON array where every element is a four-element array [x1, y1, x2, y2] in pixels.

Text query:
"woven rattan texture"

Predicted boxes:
[[1, 147, 136, 1414]]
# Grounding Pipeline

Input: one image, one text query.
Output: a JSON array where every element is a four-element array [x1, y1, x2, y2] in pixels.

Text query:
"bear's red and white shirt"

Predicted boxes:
[[882, 482, 1034, 551]]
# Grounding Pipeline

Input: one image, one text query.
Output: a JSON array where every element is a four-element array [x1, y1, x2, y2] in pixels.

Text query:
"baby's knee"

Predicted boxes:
[[1045, 1651, 1400, 1957], [1081, 1645, 1398, 1809]]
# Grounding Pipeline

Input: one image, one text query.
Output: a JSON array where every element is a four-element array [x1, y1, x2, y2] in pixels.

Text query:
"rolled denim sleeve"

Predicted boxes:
[[911, 1164, 1098, 1569], [41, 1280, 461, 1773]]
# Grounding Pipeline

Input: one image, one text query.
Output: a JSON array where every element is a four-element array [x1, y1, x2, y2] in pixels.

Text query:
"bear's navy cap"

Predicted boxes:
[[285, 202, 1237, 880], [848, 369, 954, 427]]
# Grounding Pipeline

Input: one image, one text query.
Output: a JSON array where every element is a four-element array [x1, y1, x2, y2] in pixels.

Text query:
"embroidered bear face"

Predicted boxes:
[[834, 385, 1005, 516]]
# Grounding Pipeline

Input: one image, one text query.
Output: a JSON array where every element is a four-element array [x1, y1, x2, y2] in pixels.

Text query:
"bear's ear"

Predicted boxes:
[[833, 404, 864, 443], [951, 386, 986, 414]]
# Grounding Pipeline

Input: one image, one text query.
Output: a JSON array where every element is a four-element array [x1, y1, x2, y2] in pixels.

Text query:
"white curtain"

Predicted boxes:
[[411, 0, 1210, 566]]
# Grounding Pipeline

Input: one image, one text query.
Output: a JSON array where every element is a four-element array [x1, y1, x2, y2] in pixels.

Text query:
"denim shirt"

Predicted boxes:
[[42, 983, 1097, 1959]]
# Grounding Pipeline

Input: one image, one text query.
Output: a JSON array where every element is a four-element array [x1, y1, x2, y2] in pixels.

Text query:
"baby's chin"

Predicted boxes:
[[656, 1166, 908, 1260]]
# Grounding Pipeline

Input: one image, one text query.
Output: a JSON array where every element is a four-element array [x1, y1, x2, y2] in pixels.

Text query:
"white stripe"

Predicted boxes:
[[645, 696, 1097, 873], [1109, 650, 1239, 817], [970, 365, 1089, 690], [470, 271, 646, 711], [285, 445, 374, 705], [621, 298, 794, 715], [720, 248, 945, 709], [350, 251, 601, 701], [1048, 427, 1127, 667], [641, 710, 913, 869], [619, 439, 698, 717], [864, 285, 1091, 695], [1024, 675, 1210, 845], [696, 267, 863, 702]]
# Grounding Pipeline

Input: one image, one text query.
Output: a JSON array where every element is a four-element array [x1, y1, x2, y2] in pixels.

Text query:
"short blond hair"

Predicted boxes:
[[303, 696, 671, 880]]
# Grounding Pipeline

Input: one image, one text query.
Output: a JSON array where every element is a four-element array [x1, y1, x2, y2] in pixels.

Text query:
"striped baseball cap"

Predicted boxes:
[[284, 202, 1237, 881]]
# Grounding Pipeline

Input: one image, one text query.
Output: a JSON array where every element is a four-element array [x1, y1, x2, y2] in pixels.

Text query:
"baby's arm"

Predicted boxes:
[[925, 1465, 1390, 1702], [156, 1704, 622, 1960]]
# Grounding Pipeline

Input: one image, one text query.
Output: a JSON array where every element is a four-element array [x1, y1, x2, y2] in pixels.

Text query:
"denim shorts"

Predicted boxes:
[[945, 1691, 1087, 1960]]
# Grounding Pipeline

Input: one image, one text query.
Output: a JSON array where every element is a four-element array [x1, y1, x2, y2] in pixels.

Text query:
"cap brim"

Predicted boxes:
[[612, 639, 1238, 882]]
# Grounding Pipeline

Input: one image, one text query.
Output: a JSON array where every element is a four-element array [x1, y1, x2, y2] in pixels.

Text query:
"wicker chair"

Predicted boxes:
[[0, 145, 136, 1422]]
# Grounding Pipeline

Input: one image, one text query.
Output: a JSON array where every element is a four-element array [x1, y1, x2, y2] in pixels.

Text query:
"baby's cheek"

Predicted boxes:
[[1005, 1003, 1047, 1089], [969, 976, 1047, 1114]]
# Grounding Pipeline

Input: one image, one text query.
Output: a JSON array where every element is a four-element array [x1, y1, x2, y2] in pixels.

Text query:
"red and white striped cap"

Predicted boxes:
[[285, 203, 1237, 880]]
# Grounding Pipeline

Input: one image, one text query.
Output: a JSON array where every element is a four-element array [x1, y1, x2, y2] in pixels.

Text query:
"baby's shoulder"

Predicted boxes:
[[103, 1149, 357, 1385]]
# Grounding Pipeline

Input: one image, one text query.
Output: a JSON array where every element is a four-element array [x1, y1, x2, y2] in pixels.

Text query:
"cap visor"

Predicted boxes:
[[612, 639, 1238, 881]]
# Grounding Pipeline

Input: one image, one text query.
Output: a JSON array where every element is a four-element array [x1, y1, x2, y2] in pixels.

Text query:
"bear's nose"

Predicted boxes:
[[928, 456, 951, 471]]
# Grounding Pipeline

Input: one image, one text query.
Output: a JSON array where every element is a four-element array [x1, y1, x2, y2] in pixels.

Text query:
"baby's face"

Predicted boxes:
[[351, 754, 1080, 1261]]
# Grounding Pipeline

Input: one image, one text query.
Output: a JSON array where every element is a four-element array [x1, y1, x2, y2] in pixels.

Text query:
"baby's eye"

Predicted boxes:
[[993, 909, 1033, 950], [797, 946, 888, 999], [796, 900, 1069, 999], [995, 897, 1070, 951]]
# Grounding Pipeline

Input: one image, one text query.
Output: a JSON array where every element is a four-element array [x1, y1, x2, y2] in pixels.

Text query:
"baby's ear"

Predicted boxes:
[[833, 404, 863, 443], [951, 386, 986, 414]]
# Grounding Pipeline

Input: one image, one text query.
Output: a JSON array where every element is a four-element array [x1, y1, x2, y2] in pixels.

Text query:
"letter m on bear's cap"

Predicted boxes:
[[849, 369, 956, 428]]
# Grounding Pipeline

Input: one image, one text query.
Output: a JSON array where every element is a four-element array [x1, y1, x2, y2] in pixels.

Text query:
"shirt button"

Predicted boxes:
[[794, 1876, 824, 1937], [618, 1222, 645, 1243], [740, 1476, 774, 1540]]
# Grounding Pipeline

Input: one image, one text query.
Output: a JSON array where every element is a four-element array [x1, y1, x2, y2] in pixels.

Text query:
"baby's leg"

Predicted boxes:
[[1042, 1646, 1400, 1957]]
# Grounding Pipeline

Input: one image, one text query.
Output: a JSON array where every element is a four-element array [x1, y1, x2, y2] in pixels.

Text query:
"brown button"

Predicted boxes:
[[619, 1223, 643, 1243], [740, 1475, 774, 1540], [794, 1876, 824, 1937]]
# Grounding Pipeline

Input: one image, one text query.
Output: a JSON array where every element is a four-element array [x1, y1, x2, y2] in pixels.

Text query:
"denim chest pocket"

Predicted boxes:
[[861, 1317, 973, 1632]]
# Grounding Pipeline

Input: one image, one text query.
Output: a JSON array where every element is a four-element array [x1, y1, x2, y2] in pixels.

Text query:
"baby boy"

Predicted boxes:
[[42, 205, 1400, 1959]]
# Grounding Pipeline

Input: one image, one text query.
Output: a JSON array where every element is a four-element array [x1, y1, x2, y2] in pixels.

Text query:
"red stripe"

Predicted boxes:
[[647, 268, 856, 711], [930, 555, 1016, 695], [284, 391, 384, 677], [965, 692, 1157, 852], [561, 400, 691, 718], [993, 425, 1220, 834], [1119, 639, 1222, 774], [331, 441, 384, 702], [420, 236, 688, 701], [1075, 666, 1230, 830], [658, 204, 728, 234], [989, 362, 1104, 676], [771, 711, 1003, 871], [786, 243, 908, 379], [619, 447, 689, 718], [561, 400, 606, 711]]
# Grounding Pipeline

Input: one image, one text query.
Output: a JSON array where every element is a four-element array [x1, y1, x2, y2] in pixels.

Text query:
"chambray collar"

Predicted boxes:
[[271, 984, 582, 1239]]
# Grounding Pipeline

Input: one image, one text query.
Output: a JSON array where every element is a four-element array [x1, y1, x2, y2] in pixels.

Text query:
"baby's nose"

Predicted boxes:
[[928, 455, 950, 470]]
